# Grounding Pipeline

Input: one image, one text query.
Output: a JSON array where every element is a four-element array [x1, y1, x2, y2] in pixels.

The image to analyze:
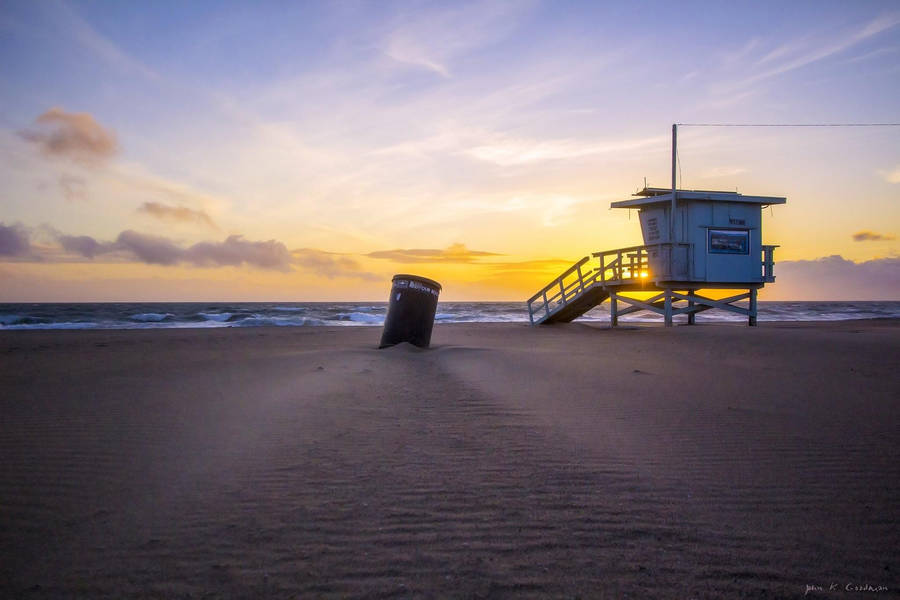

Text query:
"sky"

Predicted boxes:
[[0, 0, 898, 301]]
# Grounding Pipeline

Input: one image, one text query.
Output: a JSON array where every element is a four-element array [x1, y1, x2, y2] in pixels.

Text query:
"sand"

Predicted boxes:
[[0, 321, 897, 598]]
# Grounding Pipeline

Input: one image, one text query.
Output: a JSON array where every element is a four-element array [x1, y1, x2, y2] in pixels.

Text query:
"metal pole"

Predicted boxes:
[[610, 293, 618, 328], [749, 288, 758, 326], [664, 288, 673, 327], [671, 124, 677, 242], [670, 124, 677, 282]]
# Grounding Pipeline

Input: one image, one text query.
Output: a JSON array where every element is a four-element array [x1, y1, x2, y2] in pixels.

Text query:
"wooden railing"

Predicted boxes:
[[593, 244, 652, 282], [526, 256, 600, 324], [594, 243, 692, 283], [762, 245, 777, 281], [527, 243, 692, 324]]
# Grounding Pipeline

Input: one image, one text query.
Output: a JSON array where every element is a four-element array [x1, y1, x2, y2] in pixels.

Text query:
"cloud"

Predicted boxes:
[[46, 228, 372, 277], [880, 165, 900, 184], [115, 230, 184, 265], [385, 37, 450, 77], [852, 230, 896, 242], [773, 255, 900, 300], [292, 248, 379, 280], [0, 222, 31, 256], [138, 201, 218, 229], [20, 107, 118, 163], [464, 134, 666, 167], [58, 234, 114, 258], [58, 174, 88, 201], [383, 2, 532, 77], [486, 258, 573, 271], [702, 166, 748, 179], [715, 13, 900, 93], [367, 243, 501, 263], [484, 258, 574, 279], [52, 229, 292, 270], [185, 235, 292, 270], [54, 0, 159, 80], [840, 46, 899, 65]]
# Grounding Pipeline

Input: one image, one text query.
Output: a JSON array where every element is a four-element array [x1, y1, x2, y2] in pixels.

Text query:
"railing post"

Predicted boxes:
[[576, 263, 584, 293], [610, 293, 618, 328], [749, 288, 758, 326], [687, 291, 695, 325], [664, 288, 673, 327], [559, 279, 566, 304], [543, 291, 550, 318]]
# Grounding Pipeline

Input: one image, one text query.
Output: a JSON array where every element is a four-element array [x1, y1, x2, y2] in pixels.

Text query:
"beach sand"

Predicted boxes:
[[1, 321, 897, 598]]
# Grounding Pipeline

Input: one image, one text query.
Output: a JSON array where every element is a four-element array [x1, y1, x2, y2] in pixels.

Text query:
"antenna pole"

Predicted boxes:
[[671, 123, 677, 242]]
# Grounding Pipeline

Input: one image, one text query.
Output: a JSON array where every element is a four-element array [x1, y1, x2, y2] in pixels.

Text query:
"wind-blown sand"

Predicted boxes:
[[1, 321, 897, 598]]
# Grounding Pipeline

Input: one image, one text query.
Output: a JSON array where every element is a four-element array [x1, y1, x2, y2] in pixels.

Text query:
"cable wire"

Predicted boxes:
[[677, 123, 900, 127]]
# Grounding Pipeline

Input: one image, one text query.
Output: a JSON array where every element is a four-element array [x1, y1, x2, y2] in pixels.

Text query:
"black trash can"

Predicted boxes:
[[379, 274, 442, 348]]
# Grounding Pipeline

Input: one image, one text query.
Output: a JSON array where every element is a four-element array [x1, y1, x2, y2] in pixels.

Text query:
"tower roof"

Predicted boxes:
[[610, 187, 786, 209]]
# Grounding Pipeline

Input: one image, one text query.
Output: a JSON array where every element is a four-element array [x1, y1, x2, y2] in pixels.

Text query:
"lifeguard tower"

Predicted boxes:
[[526, 186, 786, 326]]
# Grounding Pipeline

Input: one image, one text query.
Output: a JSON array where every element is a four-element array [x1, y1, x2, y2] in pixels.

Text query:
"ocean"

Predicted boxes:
[[1, 301, 898, 330]]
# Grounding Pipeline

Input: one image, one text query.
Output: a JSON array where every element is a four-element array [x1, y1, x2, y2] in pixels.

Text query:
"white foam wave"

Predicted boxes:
[[1, 321, 99, 330], [338, 312, 384, 324], [129, 312, 174, 322], [198, 312, 232, 322], [235, 316, 326, 327]]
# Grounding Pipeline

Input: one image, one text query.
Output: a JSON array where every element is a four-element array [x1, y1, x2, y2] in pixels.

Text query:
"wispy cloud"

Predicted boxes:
[[715, 12, 900, 94], [384, 37, 451, 77], [138, 201, 218, 230], [382, 1, 533, 77], [19, 107, 118, 164], [701, 166, 748, 179], [485, 257, 572, 272], [53, 0, 159, 80], [292, 248, 379, 280], [58, 174, 87, 201], [839, 46, 899, 65], [464, 134, 667, 167], [367, 243, 501, 263], [880, 165, 900, 184], [852, 230, 896, 242]]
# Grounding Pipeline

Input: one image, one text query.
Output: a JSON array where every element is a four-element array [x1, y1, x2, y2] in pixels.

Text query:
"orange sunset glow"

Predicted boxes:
[[1, 2, 898, 301]]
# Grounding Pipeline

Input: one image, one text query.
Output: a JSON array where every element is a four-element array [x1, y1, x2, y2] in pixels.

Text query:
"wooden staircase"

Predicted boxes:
[[526, 244, 659, 325]]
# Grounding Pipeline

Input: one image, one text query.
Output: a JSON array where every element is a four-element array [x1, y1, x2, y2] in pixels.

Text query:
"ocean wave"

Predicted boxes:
[[234, 316, 327, 327], [129, 312, 174, 322], [197, 312, 232, 322], [336, 312, 384, 324], [0, 301, 896, 331], [0, 314, 26, 326], [1, 321, 100, 330]]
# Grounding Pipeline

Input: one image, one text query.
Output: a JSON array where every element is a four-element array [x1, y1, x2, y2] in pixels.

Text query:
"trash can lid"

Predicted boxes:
[[392, 273, 442, 292]]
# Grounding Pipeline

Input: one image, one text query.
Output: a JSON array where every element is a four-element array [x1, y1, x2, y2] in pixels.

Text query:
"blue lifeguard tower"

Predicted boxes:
[[526, 186, 786, 326]]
